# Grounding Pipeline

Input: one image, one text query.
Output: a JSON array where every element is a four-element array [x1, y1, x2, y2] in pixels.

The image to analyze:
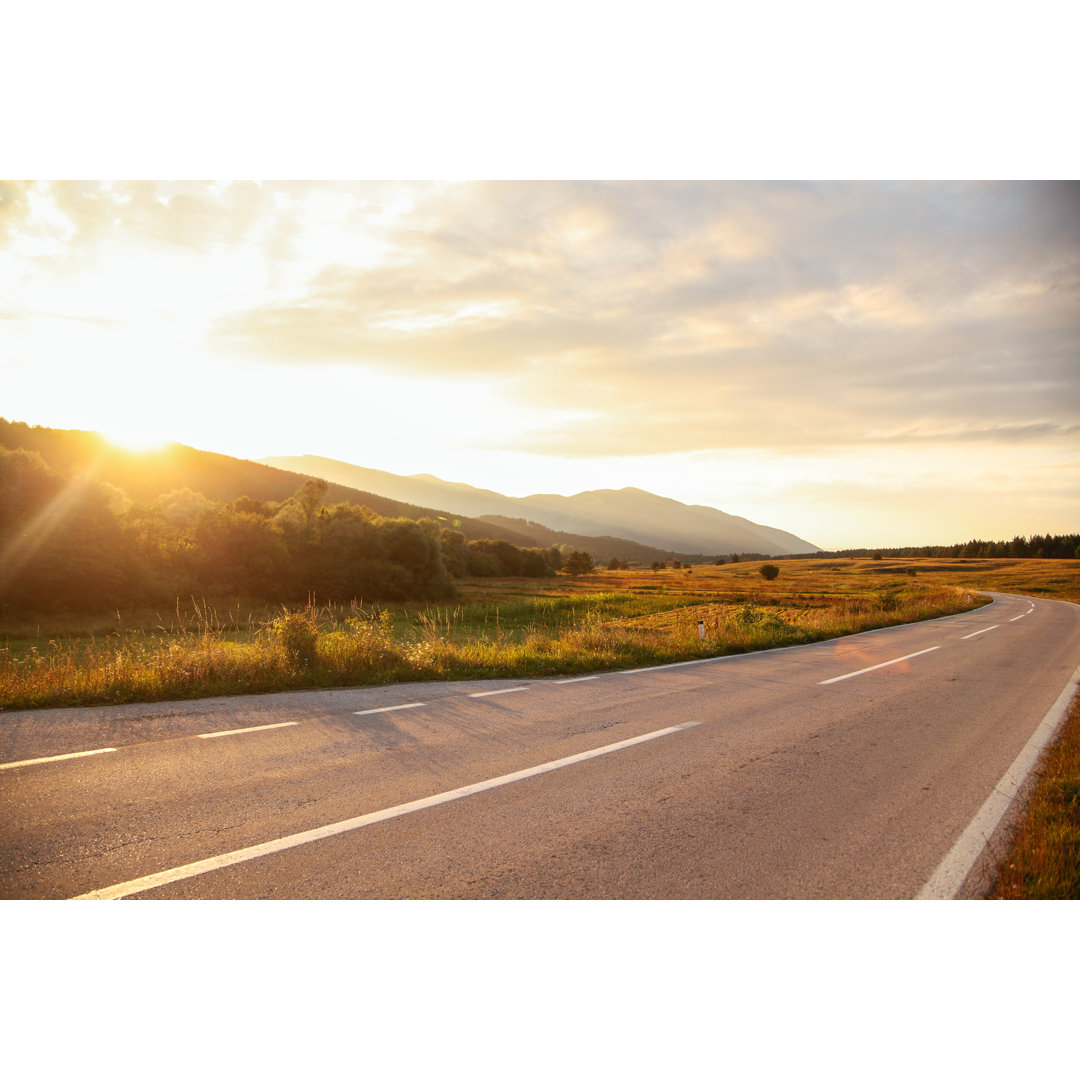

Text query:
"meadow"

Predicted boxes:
[[0, 555, 1036, 711]]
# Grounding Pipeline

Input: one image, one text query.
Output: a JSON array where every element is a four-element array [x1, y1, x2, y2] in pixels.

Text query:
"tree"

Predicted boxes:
[[522, 549, 554, 577], [760, 563, 780, 581], [156, 486, 213, 526], [193, 505, 289, 595], [541, 545, 563, 572], [563, 550, 594, 576]]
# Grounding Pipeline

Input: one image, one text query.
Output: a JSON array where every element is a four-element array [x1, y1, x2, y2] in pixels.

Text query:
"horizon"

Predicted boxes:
[[4, 418, 1076, 555], [3, 180, 1078, 550]]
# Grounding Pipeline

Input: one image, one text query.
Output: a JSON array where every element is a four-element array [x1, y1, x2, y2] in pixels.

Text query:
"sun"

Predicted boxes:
[[100, 422, 171, 453]]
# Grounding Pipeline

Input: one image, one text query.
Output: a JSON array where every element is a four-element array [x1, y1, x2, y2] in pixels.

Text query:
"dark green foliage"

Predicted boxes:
[[193, 506, 290, 595], [0, 447, 458, 613], [760, 564, 780, 581], [563, 550, 594, 576], [465, 538, 554, 578], [522, 549, 553, 576], [824, 534, 1080, 560], [0, 447, 130, 611], [0, 443, 568, 615]]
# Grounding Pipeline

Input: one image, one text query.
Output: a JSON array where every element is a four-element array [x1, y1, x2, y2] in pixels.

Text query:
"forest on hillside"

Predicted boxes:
[[0, 446, 563, 615]]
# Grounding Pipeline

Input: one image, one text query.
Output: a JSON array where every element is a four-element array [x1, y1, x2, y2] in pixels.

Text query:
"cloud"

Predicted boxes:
[[10, 180, 1080, 460], [0, 181, 32, 239], [206, 182, 1079, 457]]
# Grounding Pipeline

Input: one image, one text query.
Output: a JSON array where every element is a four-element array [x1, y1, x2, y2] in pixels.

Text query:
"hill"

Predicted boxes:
[[0, 419, 533, 547], [476, 516, 721, 565], [261, 454, 820, 556], [2, 420, 817, 563]]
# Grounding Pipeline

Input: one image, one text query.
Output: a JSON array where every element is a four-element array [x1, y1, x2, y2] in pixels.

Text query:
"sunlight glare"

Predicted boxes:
[[101, 422, 170, 453]]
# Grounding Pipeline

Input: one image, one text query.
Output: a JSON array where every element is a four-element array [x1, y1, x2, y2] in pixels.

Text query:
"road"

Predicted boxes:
[[3, 592, 1079, 899]]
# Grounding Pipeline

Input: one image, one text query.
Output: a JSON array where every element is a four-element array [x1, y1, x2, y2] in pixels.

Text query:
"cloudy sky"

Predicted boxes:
[[2, 178, 1077, 549]]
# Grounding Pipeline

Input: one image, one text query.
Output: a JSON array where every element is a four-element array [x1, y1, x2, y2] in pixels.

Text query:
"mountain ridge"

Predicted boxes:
[[260, 454, 820, 556], [0, 419, 722, 565]]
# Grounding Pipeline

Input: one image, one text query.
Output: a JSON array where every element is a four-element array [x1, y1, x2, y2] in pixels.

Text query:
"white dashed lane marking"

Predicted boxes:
[[198, 721, 300, 739], [0, 747, 118, 771], [353, 703, 428, 716], [71, 721, 702, 900], [818, 647, 941, 685]]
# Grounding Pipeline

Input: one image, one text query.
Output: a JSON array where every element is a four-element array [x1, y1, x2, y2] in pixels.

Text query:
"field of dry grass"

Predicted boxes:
[[0, 555, 1015, 710]]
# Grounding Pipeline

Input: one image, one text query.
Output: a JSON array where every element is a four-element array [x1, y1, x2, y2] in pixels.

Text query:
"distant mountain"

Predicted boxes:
[[260, 455, 820, 556]]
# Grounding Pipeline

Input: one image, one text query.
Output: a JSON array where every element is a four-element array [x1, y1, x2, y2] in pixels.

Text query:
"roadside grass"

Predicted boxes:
[[992, 689, 1080, 900], [0, 555, 1070, 715], [0, 559, 991, 710]]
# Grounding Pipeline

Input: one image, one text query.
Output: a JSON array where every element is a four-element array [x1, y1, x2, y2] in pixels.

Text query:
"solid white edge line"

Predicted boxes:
[[818, 647, 941, 685], [961, 625, 1000, 639], [555, 676, 600, 684], [0, 747, 118, 770], [468, 687, 528, 698], [917, 659, 1080, 900], [354, 703, 426, 716], [70, 721, 701, 900], [198, 721, 300, 739]]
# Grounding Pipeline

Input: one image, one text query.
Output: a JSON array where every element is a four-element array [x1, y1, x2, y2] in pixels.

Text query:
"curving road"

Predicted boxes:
[[2, 592, 1079, 899]]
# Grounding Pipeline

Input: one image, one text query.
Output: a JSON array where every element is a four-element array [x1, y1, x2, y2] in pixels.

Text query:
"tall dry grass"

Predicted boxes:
[[0, 583, 984, 711], [992, 690, 1080, 900]]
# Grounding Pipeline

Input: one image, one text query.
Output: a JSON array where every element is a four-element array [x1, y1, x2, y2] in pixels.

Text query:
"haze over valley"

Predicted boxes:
[[261, 454, 820, 556]]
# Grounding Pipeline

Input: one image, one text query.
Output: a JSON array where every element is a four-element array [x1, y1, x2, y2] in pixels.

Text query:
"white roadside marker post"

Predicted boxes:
[[698, 619, 705, 641]]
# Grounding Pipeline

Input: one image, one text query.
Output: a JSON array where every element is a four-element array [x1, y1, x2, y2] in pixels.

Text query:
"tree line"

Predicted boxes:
[[821, 535, 1080, 560], [0, 447, 563, 614]]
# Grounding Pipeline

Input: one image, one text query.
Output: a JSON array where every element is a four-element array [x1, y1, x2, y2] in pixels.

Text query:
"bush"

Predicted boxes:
[[760, 564, 780, 581], [269, 609, 319, 668]]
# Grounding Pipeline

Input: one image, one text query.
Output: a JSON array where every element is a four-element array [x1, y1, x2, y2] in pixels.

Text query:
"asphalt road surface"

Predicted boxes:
[[3, 592, 1079, 900]]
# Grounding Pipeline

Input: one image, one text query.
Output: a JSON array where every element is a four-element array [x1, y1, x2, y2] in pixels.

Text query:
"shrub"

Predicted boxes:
[[269, 608, 320, 668], [760, 564, 780, 581]]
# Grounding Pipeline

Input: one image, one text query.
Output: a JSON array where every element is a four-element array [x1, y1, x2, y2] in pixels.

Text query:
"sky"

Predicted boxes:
[[3, 2, 1078, 552], [2, 178, 1077, 550]]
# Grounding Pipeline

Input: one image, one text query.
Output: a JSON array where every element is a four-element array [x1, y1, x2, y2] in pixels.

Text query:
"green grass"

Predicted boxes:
[[1, 567, 986, 710], [6, 557, 1075, 714]]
